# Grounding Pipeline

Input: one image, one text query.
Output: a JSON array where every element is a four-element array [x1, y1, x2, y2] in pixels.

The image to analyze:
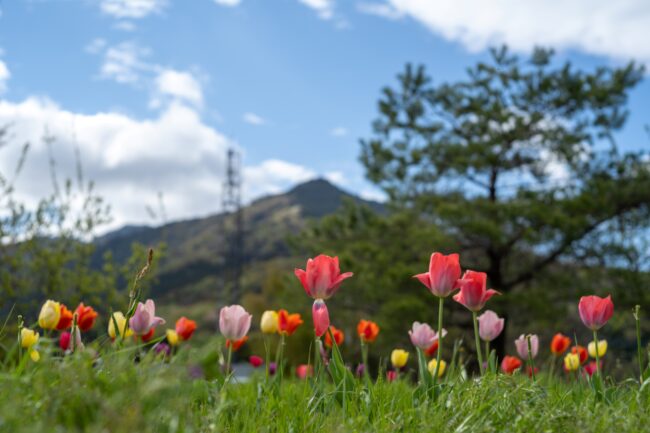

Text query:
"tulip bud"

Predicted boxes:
[[514, 334, 539, 359], [175, 317, 197, 341], [20, 328, 39, 349], [427, 359, 447, 377], [38, 300, 62, 330], [29, 349, 40, 362], [108, 311, 133, 339], [588, 340, 607, 358], [564, 353, 580, 371], [390, 349, 409, 368], [166, 329, 179, 346], [312, 300, 329, 337], [260, 311, 279, 334], [59, 331, 71, 351]]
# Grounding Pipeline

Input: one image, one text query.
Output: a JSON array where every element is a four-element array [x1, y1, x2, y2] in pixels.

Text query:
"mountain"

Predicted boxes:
[[93, 179, 383, 304]]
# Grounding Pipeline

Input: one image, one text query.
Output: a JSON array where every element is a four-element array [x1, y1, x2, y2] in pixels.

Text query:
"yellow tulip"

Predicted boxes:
[[166, 329, 179, 346], [20, 328, 39, 349], [427, 359, 447, 377], [260, 310, 279, 334], [108, 312, 133, 339], [564, 353, 580, 371], [38, 300, 61, 330], [29, 349, 40, 362], [391, 349, 409, 368], [588, 340, 607, 358]]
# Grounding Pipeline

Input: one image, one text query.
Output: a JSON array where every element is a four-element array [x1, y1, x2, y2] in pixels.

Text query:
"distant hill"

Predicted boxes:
[[93, 179, 384, 304]]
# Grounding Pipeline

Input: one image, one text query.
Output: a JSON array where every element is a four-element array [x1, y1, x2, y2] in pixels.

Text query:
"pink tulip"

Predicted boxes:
[[312, 299, 330, 337], [578, 295, 614, 331], [477, 310, 504, 342], [296, 364, 313, 379], [294, 254, 353, 300], [59, 331, 71, 351], [514, 334, 539, 359], [413, 252, 461, 298], [129, 299, 166, 336], [219, 304, 252, 341], [409, 322, 446, 350], [453, 270, 500, 312]]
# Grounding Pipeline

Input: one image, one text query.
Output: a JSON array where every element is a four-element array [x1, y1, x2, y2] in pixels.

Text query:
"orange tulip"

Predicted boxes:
[[277, 310, 303, 336], [357, 319, 379, 343], [550, 333, 571, 355], [501, 355, 522, 374], [324, 325, 344, 348], [75, 303, 98, 332], [175, 317, 197, 341], [226, 336, 249, 352], [56, 305, 74, 330], [571, 345, 588, 364]]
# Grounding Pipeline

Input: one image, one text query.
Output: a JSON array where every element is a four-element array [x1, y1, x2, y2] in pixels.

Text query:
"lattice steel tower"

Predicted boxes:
[[222, 148, 244, 303]]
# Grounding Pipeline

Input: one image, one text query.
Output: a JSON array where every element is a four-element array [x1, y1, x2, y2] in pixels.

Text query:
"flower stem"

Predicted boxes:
[[526, 335, 536, 381], [361, 341, 369, 380], [634, 305, 644, 383], [264, 335, 270, 380], [593, 330, 600, 377], [225, 344, 233, 377], [472, 311, 484, 375], [485, 341, 490, 366], [433, 297, 444, 386]]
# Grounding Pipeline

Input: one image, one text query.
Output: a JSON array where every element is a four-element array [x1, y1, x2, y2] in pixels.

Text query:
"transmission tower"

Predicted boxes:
[[222, 147, 244, 303]]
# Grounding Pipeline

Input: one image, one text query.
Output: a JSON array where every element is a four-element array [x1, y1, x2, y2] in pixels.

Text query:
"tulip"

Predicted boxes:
[[260, 310, 279, 334], [30, 349, 40, 362], [324, 325, 344, 348], [311, 300, 329, 337], [588, 339, 607, 358], [294, 254, 353, 300], [219, 305, 252, 341], [175, 317, 197, 341], [154, 342, 171, 356], [414, 252, 461, 298], [56, 305, 74, 330], [391, 349, 409, 369], [453, 270, 499, 374], [584, 361, 602, 377], [409, 322, 445, 350], [571, 345, 588, 364], [268, 362, 277, 376], [501, 356, 522, 374], [550, 333, 571, 355], [21, 328, 39, 349], [579, 295, 614, 331], [564, 353, 580, 371], [386, 370, 398, 382], [277, 309, 303, 336], [527, 366, 539, 378], [427, 359, 447, 378], [425, 341, 439, 357], [355, 363, 366, 378], [129, 299, 165, 336], [477, 310, 504, 342], [515, 334, 539, 359], [357, 320, 380, 343], [296, 364, 313, 380], [226, 336, 249, 352], [166, 329, 179, 346], [108, 311, 133, 339], [38, 300, 61, 330], [70, 325, 84, 352], [59, 331, 71, 351], [249, 355, 264, 368], [140, 327, 155, 343], [75, 303, 98, 331]]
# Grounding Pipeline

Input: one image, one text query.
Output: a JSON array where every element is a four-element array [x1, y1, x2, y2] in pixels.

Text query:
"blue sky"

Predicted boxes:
[[0, 0, 649, 231]]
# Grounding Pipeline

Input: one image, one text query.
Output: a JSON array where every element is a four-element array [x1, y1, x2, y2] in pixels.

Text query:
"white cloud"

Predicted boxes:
[[152, 69, 204, 108], [324, 171, 347, 186], [100, 0, 167, 19], [357, 2, 403, 20], [0, 60, 10, 94], [359, 188, 386, 202], [298, 0, 335, 20], [99, 42, 151, 84], [114, 21, 137, 32], [85, 38, 107, 55], [213, 0, 242, 6], [371, 0, 650, 62], [330, 126, 348, 137], [0, 97, 322, 232], [243, 112, 267, 126]]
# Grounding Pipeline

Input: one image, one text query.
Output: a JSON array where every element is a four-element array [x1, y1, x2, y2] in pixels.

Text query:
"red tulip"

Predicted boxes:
[[141, 327, 155, 343], [357, 319, 380, 343], [425, 340, 439, 357], [453, 270, 500, 312], [501, 355, 522, 374], [56, 305, 74, 331], [294, 254, 353, 300], [527, 366, 539, 378], [583, 361, 602, 377], [175, 316, 197, 341], [249, 355, 264, 368], [578, 295, 614, 331], [413, 252, 461, 298], [59, 331, 71, 351], [226, 336, 249, 352], [550, 333, 571, 355], [312, 300, 330, 337], [386, 370, 398, 382], [571, 345, 588, 364], [277, 310, 303, 336], [324, 325, 344, 348], [75, 303, 98, 331], [296, 364, 313, 379]]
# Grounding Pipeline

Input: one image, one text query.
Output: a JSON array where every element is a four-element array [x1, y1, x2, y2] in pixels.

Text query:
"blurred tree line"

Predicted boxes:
[[266, 47, 650, 368]]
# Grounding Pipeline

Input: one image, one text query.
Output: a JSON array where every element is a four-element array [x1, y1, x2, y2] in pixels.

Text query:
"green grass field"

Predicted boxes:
[[1, 336, 649, 433]]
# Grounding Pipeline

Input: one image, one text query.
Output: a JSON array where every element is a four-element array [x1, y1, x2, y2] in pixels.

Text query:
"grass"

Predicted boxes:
[[1, 337, 649, 433]]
